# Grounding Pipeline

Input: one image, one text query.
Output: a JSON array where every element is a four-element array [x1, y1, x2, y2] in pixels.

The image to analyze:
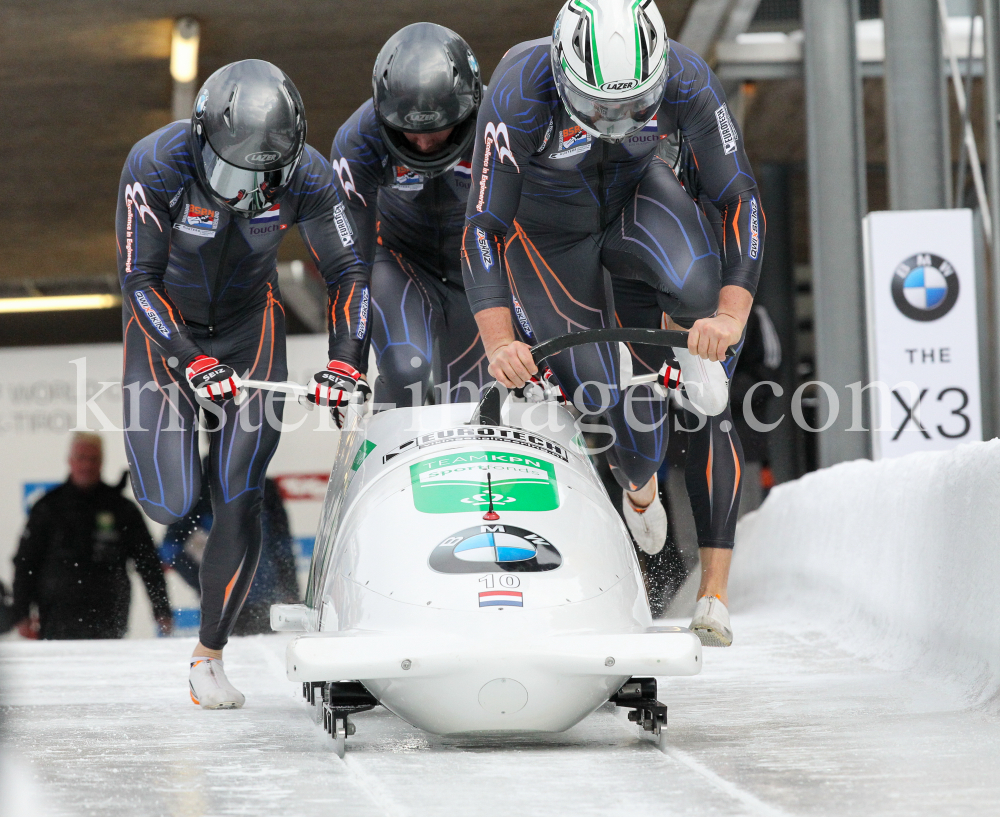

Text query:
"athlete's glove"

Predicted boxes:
[[651, 359, 682, 398], [519, 367, 567, 404], [304, 360, 372, 428], [185, 356, 243, 403]]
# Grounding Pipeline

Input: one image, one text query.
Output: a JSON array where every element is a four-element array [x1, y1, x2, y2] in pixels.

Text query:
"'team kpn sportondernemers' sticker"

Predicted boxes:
[[410, 450, 559, 514]]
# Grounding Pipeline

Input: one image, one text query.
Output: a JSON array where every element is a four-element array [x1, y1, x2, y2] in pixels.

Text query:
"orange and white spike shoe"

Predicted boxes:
[[621, 479, 668, 556], [189, 657, 245, 709], [690, 595, 733, 647]]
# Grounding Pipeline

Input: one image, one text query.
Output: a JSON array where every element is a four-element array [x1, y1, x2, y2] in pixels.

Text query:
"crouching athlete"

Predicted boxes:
[[117, 60, 370, 708], [462, 0, 766, 646], [331, 23, 488, 407]]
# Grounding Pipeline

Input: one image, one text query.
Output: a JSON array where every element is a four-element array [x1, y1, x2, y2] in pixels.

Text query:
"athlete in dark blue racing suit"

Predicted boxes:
[[117, 60, 369, 706], [462, 1, 765, 646], [332, 24, 487, 407]]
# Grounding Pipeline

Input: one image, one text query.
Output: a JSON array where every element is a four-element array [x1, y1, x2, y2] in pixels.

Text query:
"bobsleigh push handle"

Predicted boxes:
[[472, 327, 737, 426]]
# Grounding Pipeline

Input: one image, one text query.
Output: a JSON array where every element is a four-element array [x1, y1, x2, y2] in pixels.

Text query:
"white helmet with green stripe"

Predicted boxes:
[[551, 0, 669, 140]]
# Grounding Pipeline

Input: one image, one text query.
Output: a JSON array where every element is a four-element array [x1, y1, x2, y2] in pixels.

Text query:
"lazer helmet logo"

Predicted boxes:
[[429, 525, 562, 574], [332, 157, 366, 206], [404, 111, 442, 125], [476, 227, 493, 270], [134, 291, 171, 338], [600, 79, 639, 92], [245, 152, 280, 164]]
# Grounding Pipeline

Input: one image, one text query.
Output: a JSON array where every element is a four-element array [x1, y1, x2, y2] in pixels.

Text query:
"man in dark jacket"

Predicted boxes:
[[12, 433, 172, 640]]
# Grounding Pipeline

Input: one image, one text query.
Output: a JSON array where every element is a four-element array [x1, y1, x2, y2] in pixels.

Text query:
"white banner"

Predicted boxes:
[[863, 209, 982, 459]]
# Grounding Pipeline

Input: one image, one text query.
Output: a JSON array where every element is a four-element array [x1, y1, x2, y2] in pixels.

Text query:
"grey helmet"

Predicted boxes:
[[372, 23, 482, 177], [191, 59, 307, 217]]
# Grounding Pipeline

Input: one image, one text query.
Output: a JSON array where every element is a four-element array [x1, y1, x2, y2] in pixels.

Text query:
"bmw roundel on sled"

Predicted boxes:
[[268, 329, 704, 757]]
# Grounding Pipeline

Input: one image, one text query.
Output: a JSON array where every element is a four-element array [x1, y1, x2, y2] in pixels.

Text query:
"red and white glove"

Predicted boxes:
[[185, 356, 243, 403], [519, 366, 567, 404], [305, 360, 371, 428]]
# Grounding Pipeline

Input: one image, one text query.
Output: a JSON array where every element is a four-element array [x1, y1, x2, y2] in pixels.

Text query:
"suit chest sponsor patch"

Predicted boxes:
[[549, 126, 592, 159], [174, 204, 219, 236], [393, 166, 424, 190]]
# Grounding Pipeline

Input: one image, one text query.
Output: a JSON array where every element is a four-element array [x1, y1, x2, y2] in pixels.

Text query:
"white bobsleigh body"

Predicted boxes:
[[277, 400, 701, 736]]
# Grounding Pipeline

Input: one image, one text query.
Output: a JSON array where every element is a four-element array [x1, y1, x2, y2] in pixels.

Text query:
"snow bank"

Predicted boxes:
[[731, 440, 1000, 709]]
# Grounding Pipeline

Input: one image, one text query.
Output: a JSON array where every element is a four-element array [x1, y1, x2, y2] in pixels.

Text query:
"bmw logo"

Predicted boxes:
[[429, 525, 562, 574], [891, 253, 959, 322]]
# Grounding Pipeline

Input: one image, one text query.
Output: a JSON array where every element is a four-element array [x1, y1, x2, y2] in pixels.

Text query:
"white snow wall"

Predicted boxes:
[[731, 440, 1000, 710]]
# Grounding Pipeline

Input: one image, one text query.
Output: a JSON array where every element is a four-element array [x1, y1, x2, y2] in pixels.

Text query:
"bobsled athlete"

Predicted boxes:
[[117, 59, 371, 708], [331, 23, 488, 407], [462, 0, 765, 646]]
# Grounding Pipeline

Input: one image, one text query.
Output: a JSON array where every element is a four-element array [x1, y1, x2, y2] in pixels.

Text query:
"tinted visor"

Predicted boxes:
[[199, 139, 297, 215], [555, 61, 666, 139]]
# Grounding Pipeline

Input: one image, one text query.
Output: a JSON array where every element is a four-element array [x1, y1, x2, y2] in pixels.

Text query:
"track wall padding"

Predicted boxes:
[[731, 440, 1000, 708]]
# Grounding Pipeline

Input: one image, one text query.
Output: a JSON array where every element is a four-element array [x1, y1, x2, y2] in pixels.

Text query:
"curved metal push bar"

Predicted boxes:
[[471, 327, 737, 426]]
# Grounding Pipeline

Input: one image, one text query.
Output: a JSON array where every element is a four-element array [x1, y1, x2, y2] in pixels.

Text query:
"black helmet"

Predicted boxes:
[[190, 59, 307, 217], [372, 23, 482, 177]]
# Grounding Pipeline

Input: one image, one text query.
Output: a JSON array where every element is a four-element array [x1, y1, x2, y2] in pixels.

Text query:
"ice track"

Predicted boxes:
[[2, 608, 998, 817], [4, 441, 1000, 816]]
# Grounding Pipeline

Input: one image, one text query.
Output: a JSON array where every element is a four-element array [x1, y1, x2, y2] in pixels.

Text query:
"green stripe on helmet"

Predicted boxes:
[[631, 0, 643, 81], [571, 0, 604, 87]]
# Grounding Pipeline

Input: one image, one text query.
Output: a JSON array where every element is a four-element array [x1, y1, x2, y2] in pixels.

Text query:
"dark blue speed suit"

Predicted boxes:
[[116, 121, 367, 648], [462, 40, 765, 549], [332, 101, 488, 407]]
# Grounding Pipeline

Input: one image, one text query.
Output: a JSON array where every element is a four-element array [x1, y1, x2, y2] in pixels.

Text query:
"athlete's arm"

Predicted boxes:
[[294, 146, 371, 371], [116, 150, 204, 368], [462, 43, 552, 386], [330, 103, 383, 272], [666, 43, 764, 359]]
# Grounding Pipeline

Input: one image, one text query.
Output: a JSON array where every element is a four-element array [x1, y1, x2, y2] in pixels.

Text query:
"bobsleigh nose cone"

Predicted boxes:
[[478, 678, 528, 715]]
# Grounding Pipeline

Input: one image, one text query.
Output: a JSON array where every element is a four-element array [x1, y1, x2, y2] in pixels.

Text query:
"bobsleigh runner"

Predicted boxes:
[[261, 329, 704, 757]]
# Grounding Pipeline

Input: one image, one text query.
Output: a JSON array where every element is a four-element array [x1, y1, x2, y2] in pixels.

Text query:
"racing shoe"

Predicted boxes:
[[189, 657, 245, 709], [621, 480, 667, 555], [690, 595, 733, 647], [663, 347, 730, 417]]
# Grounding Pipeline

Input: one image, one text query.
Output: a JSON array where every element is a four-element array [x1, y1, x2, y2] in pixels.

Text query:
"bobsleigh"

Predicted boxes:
[[269, 329, 703, 756]]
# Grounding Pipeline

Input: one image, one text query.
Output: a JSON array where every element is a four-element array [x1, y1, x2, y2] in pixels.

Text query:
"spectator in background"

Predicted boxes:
[[12, 432, 172, 640], [0, 578, 14, 634], [162, 465, 299, 636]]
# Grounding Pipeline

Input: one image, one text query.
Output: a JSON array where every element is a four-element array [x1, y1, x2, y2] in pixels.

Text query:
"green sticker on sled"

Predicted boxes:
[[410, 450, 559, 513]]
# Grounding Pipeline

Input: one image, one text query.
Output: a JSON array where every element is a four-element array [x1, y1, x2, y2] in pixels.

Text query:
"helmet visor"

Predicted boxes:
[[555, 59, 666, 139], [199, 140, 297, 215]]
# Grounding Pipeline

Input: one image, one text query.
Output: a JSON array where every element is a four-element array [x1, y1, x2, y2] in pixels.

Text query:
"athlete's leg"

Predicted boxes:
[[602, 158, 746, 617], [122, 316, 201, 524], [370, 248, 436, 408], [435, 282, 488, 403], [195, 291, 287, 655], [503, 220, 620, 415]]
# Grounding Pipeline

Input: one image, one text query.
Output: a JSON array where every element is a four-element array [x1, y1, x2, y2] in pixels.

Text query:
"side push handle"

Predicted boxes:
[[471, 327, 738, 427]]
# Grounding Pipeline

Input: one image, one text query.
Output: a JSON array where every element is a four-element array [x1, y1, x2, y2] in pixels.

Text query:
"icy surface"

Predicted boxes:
[[3, 441, 1000, 815]]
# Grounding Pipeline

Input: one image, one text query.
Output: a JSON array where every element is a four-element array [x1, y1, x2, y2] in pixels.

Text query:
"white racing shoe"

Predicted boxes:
[[660, 347, 730, 417], [621, 480, 668, 555], [690, 595, 733, 647], [189, 657, 245, 709]]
